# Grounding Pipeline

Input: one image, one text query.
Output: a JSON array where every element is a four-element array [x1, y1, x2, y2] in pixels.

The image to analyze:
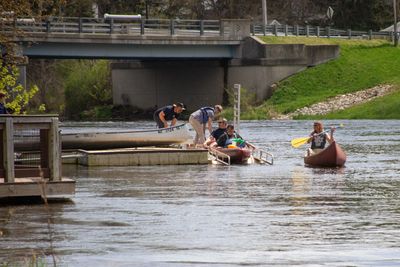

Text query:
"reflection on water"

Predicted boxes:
[[1, 120, 400, 266]]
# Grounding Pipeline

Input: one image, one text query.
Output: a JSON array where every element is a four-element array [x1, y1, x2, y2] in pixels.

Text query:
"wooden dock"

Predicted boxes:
[[0, 115, 75, 199]]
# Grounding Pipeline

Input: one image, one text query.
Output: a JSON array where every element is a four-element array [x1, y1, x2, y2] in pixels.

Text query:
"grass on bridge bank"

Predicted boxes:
[[237, 36, 400, 120]]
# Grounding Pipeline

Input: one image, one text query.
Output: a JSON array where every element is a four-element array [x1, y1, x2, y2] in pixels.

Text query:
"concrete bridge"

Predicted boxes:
[[3, 17, 339, 111]]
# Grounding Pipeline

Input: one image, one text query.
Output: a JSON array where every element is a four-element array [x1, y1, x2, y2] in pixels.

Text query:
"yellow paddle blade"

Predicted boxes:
[[291, 136, 311, 148]]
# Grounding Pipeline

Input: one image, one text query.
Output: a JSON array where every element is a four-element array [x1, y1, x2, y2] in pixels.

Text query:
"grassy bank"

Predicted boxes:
[[296, 89, 400, 119], [246, 37, 400, 119]]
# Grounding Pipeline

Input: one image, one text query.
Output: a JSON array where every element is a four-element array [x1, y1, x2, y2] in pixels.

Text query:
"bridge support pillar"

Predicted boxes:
[[111, 60, 225, 112]]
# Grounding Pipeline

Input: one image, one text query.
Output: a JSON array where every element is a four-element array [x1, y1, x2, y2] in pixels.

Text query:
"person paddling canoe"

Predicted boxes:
[[307, 121, 335, 156]]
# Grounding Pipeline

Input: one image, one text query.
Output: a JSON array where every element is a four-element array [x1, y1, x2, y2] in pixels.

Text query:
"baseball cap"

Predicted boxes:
[[175, 102, 186, 110]]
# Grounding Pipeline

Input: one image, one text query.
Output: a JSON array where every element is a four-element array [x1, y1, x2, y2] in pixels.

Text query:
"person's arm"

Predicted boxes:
[[171, 118, 177, 127], [158, 111, 168, 128], [327, 127, 336, 144], [207, 117, 213, 135], [307, 131, 315, 143]]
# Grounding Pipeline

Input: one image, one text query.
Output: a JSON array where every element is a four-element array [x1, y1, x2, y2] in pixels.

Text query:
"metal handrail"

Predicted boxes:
[[252, 148, 274, 165], [208, 148, 231, 165]]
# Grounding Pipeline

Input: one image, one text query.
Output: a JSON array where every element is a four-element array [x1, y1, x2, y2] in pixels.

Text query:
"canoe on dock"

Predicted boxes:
[[304, 141, 346, 167], [15, 124, 192, 151]]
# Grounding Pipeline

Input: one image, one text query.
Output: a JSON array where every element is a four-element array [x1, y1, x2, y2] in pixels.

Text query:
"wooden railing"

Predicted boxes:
[[0, 115, 61, 183]]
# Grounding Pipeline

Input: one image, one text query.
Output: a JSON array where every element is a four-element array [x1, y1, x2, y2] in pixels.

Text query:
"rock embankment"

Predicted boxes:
[[274, 84, 395, 120]]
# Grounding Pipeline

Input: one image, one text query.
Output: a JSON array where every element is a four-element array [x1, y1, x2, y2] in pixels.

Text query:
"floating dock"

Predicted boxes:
[[74, 147, 208, 166]]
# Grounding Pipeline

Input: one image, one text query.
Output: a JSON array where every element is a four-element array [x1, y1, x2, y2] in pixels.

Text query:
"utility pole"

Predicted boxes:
[[394, 0, 398, 46], [262, 0, 268, 27]]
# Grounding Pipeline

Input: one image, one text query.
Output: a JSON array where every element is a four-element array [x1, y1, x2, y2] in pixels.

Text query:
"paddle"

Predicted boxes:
[[291, 124, 344, 148]]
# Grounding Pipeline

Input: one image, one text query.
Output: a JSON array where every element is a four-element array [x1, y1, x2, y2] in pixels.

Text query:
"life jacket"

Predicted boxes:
[[311, 132, 327, 149], [200, 107, 214, 123]]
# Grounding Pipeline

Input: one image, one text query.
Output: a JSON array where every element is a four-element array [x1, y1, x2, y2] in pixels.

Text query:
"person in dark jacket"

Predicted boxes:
[[216, 124, 245, 148], [0, 92, 9, 115], [203, 118, 227, 148], [153, 102, 185, 128]]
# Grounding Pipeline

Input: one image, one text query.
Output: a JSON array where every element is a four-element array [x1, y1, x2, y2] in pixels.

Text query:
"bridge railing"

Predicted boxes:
[[1, 16, 225, 37], [2, 16, 395, 41], [252, 23, 393, 40]]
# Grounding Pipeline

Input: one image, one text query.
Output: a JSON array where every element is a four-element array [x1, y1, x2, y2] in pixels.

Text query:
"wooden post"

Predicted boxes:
[[3, 118, 14, 183], [285, 24, 288, 36], [49, 118, 61, 181], [368, 29, 372, 40], [348, 29, 352, 39], [317, 26, 320, 37], [274, 24, 278, 36], [326, 26, 330, 38]]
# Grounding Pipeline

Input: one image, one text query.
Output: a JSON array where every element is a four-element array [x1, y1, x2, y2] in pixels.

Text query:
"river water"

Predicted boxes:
[[1, 120, 400, 266]]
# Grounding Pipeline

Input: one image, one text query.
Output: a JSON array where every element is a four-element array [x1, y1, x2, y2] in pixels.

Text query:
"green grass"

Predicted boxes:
[[248, 37, 400, 119], [296, 89, 400, 119]]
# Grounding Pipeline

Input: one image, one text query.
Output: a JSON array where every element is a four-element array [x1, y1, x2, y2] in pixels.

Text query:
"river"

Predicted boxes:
[[1, 120, 400, 266]]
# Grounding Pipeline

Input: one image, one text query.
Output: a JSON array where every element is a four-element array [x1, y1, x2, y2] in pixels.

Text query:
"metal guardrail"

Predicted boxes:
[[1, 16, 394, 41], [0, 16, 224, 37], [251, 24, 394, 40]]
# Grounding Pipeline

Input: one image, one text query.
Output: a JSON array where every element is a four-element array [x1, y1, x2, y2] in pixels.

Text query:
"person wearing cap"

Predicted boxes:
[[203, 118, 227, 148], [189, 105, 223, 145], [0, 92, 9, 115], [153, 102, 185, 128]]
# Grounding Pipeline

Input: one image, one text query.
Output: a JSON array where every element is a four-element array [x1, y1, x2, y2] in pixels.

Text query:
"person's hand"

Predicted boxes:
[[330, 127, 336, 132], [164, 123, 168, 128]]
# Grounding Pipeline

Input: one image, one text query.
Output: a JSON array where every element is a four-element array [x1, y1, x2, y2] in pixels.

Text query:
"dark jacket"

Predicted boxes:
[[217, 132, 243, 148], [0, 103, 8, 115]]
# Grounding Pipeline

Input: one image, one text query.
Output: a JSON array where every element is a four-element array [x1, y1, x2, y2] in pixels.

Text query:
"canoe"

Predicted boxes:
[[214, 147, 252, 164], [304, 141, 346, 167], [15, 124, 192, 151]]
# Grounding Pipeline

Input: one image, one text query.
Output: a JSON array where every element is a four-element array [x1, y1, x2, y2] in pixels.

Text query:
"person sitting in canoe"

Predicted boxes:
[[203, 118, 227, 148], [307, 121, 335, 156], [216, 124, 246, 148], [153, 102, 185, 128], [189, 105, 223, 146]]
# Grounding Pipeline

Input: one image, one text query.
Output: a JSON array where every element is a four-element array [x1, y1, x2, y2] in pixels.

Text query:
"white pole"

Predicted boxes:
[[394, 0, 398, 46], [262, 0, 268, 27], [233, 84, 241, 134]]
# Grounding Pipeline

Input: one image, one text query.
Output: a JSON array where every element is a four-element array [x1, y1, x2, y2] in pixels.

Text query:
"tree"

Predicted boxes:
[[0, 1, 43, 114]]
